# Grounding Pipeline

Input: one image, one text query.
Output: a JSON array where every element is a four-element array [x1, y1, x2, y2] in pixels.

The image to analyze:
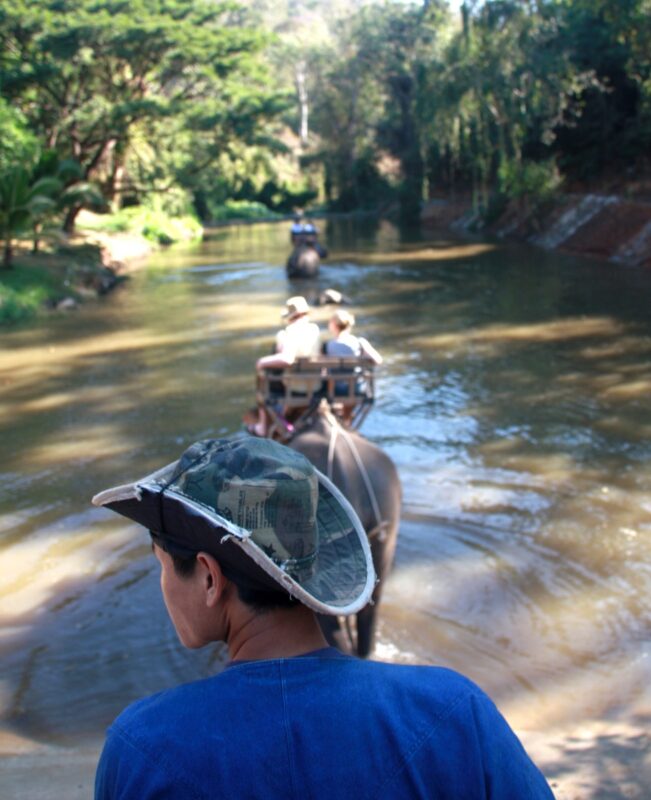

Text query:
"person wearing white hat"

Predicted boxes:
[[92, 436, 555, 800], [257, 295, 321, 372], [252, 296, 321, 436]]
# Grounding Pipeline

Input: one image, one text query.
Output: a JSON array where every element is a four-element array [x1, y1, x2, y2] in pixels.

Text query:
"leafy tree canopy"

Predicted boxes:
[[0, 0, 286, 224]]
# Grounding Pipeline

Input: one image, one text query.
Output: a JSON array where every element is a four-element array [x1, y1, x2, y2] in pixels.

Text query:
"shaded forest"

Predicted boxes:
[[1, 0, 651, 237]]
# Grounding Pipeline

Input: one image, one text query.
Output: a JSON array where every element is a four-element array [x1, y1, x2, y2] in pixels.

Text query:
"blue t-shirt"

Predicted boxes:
[[95, 648, 554, 799]]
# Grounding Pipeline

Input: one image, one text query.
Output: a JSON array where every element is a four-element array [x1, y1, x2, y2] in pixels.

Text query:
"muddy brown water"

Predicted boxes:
[[1, 219, 650, 762]]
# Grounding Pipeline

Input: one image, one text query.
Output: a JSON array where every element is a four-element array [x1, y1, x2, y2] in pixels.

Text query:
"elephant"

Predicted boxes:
[[286, 244, 321, 279], [288, 405, 401, 657]]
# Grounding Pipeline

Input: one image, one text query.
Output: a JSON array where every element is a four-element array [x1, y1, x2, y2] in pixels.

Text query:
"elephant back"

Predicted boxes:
[[288, 413, 401, 657], [286, 244, 320, 279], [289, 416, 400, 540]]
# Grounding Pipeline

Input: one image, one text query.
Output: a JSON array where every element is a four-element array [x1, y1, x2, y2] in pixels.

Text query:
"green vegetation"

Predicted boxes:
[[298, 0, 651, 219], [0, 99, 38, 171], [0, 263, 59, 324], [2, 0, 651, 316], [0, 242, 117, 325], [208, 200, 282, 222], [1, 0, 284, 222], [0, 168, 58, 267], [77, 207, 203, 245], [0, 0, 288, 323]]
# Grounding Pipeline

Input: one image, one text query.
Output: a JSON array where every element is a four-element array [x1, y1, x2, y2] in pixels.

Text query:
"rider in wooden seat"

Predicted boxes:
[[250, 305, 381, 439], [254, 355, 377, 439], [323, 309, 382, 425], [252, 296, 321, 438]]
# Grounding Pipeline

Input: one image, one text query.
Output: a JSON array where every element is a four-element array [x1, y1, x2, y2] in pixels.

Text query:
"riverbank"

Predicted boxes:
[[422, 193, 651, 270], [0, 210, 202, 326], [0, 239, 132, 325]]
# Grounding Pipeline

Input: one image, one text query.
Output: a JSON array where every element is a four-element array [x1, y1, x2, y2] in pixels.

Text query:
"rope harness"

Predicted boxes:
[[322, 406, 389, 543]]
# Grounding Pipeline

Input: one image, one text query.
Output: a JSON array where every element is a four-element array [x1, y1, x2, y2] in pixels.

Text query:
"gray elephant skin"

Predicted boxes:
[[288, 411, 401, 657], [286, 244, 320, 278]]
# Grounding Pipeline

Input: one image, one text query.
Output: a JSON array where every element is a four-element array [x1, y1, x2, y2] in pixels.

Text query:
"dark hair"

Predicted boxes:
[[151, 532, 297, 613], [169, 549, 197, 578], [234, 583, 298, 613]]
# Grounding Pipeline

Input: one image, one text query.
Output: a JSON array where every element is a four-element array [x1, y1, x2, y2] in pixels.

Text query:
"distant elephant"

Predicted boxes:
[[288, 406, 401, 657], [286, 244, 320, 279]]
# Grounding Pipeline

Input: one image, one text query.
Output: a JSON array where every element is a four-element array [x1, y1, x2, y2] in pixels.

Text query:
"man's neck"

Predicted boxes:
[[226, 605, 328, 663]]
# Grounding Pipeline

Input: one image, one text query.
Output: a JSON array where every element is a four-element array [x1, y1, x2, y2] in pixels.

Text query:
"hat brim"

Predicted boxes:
[[281, 308, 306, 319], [92, 461, 375, 616]]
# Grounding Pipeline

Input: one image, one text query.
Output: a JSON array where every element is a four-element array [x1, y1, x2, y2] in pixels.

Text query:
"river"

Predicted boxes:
[[1, 218, 650, 795]]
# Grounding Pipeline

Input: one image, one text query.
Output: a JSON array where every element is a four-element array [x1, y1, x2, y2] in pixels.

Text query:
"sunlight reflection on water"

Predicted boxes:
[[1, 219, 651, 754]]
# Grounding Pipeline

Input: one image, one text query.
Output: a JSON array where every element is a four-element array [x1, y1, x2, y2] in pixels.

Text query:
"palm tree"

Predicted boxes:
[[0, 167, 60, 268], [29, 154, 102, 254]]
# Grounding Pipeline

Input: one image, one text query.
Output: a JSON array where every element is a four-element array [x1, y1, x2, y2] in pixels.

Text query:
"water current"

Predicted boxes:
[[1, 218, 650, 762]]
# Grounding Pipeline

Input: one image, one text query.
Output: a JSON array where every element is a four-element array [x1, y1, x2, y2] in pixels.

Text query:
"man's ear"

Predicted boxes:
[[196, 552, 226, 608]]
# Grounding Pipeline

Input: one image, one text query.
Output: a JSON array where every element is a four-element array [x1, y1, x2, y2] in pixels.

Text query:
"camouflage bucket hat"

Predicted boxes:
[[92, 436, 375, 615]]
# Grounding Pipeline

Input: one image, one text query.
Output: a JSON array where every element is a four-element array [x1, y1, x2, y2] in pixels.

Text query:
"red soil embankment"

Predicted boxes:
[[560, 200, 651, 267], [422, 194, 651, 269]]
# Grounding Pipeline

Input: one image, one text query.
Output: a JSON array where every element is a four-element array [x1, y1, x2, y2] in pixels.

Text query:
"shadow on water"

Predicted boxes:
[[0, 539, 226, 745], [521, 714, 651, 798]]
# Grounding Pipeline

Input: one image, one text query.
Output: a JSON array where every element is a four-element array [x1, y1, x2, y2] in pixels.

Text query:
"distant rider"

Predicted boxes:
[[290, 215, 305, 245], [290, 216, 327, 259]]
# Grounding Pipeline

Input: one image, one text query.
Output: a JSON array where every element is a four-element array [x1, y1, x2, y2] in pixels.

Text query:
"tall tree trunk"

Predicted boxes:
[[3, 235, 13, 269], [32, 223, 42, 254], [63, 204, 82, 234], [111, 165, 126, 213], [106, 140, 127, 212], [394, 76, 423, 226], [295, 63, 309, 146]]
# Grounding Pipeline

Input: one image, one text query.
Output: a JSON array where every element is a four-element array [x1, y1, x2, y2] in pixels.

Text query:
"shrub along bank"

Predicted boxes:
[[0, 208, 203, 326], [0, 242, 120, 325]]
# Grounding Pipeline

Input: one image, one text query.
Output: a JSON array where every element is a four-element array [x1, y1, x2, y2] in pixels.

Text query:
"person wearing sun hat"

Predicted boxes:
[[257, 295, 321, 372], [93, 436, 373, 616], [92, 435, 555, 800], [252, 295, 321, 436]]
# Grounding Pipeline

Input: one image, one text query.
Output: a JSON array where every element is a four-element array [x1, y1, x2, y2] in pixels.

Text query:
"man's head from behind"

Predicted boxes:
[[92, 436, 375, 647]]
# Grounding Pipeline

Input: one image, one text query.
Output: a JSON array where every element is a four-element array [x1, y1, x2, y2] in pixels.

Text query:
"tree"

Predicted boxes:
[[309, 28, 386, 210], [415, 1, 591, 211], [554, 0, 651, 181], [306, 2, 448, 215], [0, 0, 280, 229], [29, 151, 103, 253], [0, 99, 38, 172], [0, 167, 59, 267]]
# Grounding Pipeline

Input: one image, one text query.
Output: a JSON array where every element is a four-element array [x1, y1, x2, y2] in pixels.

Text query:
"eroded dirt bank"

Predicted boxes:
[[422, 194, 651, 269]]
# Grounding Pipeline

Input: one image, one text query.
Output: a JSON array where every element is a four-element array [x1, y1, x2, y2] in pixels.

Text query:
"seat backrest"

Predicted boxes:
[[256, 356, 375, 408]]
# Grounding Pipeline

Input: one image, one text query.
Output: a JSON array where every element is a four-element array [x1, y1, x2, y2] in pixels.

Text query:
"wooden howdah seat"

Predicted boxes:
[[256, 356, 376, 438]]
